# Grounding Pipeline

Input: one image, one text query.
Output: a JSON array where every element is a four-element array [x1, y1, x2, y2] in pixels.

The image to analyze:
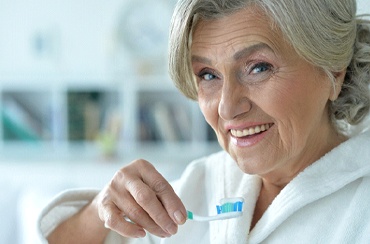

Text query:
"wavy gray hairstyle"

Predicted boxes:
[[168, 0, 370, 132]]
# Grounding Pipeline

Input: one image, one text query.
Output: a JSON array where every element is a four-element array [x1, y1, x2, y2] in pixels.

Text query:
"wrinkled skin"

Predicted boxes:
[[97, 159, 187, 238]]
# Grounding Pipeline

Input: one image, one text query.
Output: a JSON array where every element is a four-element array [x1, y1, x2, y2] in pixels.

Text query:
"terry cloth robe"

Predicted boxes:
[[38, 130, 370, 243]]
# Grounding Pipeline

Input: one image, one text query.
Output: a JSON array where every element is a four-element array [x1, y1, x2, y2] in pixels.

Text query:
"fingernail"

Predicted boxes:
[[174, 210, 186, 224]]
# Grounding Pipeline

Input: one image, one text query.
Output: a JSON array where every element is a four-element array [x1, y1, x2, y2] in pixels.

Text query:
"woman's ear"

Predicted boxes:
[[329, 69, 346, 101]]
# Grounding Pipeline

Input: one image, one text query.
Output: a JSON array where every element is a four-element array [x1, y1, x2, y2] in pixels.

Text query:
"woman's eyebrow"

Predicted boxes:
[[191, 55, 212, 65], [233, 43, 273, 61], [191, 43, 273, 65]]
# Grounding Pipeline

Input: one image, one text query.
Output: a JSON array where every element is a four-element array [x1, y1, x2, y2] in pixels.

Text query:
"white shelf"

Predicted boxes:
[[0, 74, 219, 162]]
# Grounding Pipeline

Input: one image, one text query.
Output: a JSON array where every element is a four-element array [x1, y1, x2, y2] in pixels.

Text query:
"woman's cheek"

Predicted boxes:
[[198, 90, 220, 127], [199, 98, 217, 123]]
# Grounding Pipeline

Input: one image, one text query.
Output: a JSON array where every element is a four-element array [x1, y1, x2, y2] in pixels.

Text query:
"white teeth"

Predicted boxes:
[[230, 123, 272, 137]]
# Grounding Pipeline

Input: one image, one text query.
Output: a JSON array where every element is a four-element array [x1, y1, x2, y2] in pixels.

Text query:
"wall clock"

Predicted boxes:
[[117, 0, 174, 61]]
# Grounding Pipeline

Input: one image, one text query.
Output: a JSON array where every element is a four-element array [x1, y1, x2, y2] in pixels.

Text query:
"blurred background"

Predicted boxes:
[[0, 0, 368, 243], [0, 0, 221, 242]]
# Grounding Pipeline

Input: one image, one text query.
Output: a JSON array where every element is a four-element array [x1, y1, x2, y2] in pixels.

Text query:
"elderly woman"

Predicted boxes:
[[40, 0, 370, 243]]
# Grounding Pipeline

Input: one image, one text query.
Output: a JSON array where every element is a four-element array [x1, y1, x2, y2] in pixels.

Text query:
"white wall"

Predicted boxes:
[[357, 0, 369, 15], [0, 0, 177, 79], [0, 0, 125, 78]]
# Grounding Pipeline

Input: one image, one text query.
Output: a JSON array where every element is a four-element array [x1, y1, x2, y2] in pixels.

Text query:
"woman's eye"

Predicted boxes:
[[250, 62, 273, 74], [202, 73, 217, 81], [197, 69, 218, 81], [240, 61, 275, 84]]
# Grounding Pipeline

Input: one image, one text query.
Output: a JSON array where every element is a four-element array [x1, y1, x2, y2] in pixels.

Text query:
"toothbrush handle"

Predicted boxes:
[[188, 211, 242, 221]]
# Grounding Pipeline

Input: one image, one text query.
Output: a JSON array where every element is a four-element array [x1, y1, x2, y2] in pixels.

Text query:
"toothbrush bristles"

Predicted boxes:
[[217, 200, 243, 214]]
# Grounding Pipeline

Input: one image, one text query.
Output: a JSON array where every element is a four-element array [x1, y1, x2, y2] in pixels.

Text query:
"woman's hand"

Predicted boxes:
[[96, 159, 187, 238]]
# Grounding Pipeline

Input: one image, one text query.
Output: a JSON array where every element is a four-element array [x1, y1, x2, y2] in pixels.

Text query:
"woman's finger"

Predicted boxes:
[[98, 159, 187, 238], [99, 201, 146, 238], [111, 186, 172, 238], [141, 163, 187, 225], [126, 178, 179, 235]]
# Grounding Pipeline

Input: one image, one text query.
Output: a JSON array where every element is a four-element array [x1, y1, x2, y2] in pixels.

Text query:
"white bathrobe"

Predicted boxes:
[[39, 130, 370, 243]]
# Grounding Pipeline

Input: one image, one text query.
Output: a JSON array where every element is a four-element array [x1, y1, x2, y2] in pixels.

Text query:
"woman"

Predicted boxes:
[[40, 0, 370, 243]]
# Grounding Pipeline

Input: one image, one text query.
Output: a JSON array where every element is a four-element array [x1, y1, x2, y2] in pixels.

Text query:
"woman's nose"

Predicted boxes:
[[218, 78, 251, 120]]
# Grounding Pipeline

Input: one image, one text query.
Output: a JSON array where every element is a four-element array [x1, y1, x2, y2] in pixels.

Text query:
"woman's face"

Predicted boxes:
[[191, 7, 344, 182]]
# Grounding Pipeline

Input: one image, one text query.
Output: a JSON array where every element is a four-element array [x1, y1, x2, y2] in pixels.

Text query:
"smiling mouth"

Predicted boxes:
[[230, 123, 273, 138]]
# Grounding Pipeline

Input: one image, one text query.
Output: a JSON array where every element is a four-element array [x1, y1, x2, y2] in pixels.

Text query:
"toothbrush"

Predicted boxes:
[[187, 197, 244, 221]]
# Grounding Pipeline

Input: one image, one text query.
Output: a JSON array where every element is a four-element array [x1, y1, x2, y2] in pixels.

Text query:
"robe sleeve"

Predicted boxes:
[[37, 188, 100, 241]]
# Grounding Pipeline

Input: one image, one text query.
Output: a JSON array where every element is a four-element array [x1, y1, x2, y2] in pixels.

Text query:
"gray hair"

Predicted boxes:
[[168, 0, 370, 132]]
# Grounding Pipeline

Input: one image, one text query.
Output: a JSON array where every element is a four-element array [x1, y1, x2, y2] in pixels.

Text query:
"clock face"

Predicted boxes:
[[117, 0, 175, 60]]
